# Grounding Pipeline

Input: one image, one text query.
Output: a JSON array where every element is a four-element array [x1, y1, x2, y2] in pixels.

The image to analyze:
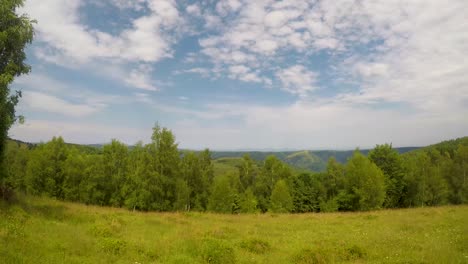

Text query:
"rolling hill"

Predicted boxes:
[[9, 137, 468, 173]]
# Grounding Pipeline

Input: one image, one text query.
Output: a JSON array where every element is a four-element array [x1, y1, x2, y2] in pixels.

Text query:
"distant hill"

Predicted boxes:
[[6, 138, 35, 149], [6, 138, 101, 154], [12, 137, 468, 172], [402, 137, 468, 158], [284, 150, 325, 171], [208, 146, 420, 172]]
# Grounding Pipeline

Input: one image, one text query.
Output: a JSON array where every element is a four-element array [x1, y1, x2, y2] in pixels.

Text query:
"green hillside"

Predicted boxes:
[[404, 137, 468, 157], [284, 150, 326, 172], [10, 137, 468, 173], [208, 146, 421, 172], [212, 157, 244, 177]]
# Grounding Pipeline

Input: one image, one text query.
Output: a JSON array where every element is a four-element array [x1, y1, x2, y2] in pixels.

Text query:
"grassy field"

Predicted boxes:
[[1, 196, 467, 264]]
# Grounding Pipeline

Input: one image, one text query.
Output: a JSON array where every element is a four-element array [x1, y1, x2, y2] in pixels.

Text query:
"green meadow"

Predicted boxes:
[[1, 195, 467, 264]]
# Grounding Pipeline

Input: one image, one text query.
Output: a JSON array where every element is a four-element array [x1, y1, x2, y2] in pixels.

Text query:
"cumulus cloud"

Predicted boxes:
[[21, 0, 181, 64], [10, 119, 149, 145], [22, 91, 100, 117], [13, 0, 468, 149], [195, 0, 468, 113], [125, 65, 159, 91], [20, 0, 181, 91], [276, 65, 318, 97]]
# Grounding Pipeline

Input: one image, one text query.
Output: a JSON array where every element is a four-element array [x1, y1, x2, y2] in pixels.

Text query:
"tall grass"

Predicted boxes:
[[1, 195, 467, 263]]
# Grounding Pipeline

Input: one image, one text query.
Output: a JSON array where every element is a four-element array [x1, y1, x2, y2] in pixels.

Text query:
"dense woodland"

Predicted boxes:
[[2, 124, 467, 213]]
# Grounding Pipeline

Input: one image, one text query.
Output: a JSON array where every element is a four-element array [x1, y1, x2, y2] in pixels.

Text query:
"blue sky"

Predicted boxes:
[[10, 0, 468, 150]]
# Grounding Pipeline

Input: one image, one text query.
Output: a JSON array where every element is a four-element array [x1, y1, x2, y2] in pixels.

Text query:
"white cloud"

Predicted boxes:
[[186, 4, 201, 17], [22, 91, 100, 117], [125, 65, 158, 91], [108, 0, 145, 10], [167, 99, 468, 150], [12, 0, 468, 149], [195, 0, 468, 116], [276, 65, 318, 97], [19, 0, 182, 92], [21, 0, 181, 64], [13, 73, 131, 117], [355, 63, 389, 78], [10, 119, 149, 145]]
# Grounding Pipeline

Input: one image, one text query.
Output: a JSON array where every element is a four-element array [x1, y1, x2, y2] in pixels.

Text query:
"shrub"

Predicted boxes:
[[201, 239, 236, 264], [240, 238, 271, 254], [293, 248, 330, 264]]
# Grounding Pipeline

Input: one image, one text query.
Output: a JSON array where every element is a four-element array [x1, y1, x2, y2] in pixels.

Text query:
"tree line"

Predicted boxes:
[[2, 124, 467, 213]]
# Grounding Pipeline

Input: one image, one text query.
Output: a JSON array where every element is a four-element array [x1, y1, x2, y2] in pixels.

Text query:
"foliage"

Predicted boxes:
[[208, 174, 234, 213], [368, 144, 406, 208], [3, 123, 467, 213], [342, 150, 386, 211], [0, 0, 34, 199], [269, 179, 294, 213]]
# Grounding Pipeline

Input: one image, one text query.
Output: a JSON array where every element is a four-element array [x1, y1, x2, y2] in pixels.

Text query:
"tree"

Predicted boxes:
[[269, 179, 293, 213], [449, 145, 468, 203], [291, 173, 325, 213], [3, 140, 29, 191], [80, 154, 106, 205], [121, 143, 165, 211], [62, 148, 86, 202], [0, 0, 34, 198], [368, 144, 406, 208], [102, 139, 128, 206], [208, 175, 234, 213], [239, 154, 257, 192], [239, 187, 258, 213], [343, 150, 386, 211], [25, 137, 68, 198], [196, 149, 214, 210], [403, 151, 449, 207], [255, 155, 292, 212], [323, 157, 345, 200], [150, 124, 181, 210]]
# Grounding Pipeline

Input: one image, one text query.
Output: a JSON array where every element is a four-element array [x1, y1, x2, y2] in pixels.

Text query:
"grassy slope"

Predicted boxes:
[[284, 151, 325, 172], [1, 196, 467, 264], [213, 157, 243, 177]]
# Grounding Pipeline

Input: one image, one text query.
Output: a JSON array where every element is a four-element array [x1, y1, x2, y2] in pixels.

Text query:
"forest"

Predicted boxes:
[[2, 124, 467, 213]]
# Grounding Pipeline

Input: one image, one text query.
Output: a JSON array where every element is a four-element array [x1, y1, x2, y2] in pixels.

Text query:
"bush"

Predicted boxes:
[[319, 198, 338, 212], [293, 248, 329, 264], [201, 239, 236, 264], [240, 238, 271, 254], [99, 237, 127, 254], [345, 244, 366, 260]]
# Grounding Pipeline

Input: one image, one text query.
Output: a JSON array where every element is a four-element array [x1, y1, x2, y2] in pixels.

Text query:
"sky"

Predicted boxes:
[[9, 0, 468, 150]]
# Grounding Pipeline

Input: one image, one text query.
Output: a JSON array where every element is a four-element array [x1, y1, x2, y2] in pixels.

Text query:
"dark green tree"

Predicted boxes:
[[3, 140, 29, 191], [255, 155, 292, 212], [150, 124, 181, 210], [1, 0, 34, 189], [368, 144, 406, 208], [343, 150, 386, 211], [196, 149, 214, 210], [62, 148, 86, 202], [121, 143, 164, 211], [239, 154, 257, 192], [239, 187, 258, 213], [102, 139, 128, 206], [269, 179, 293, 213], [403, 151, 449, 207], [291, 173, 325, 213], [208, 175, 234, 213], [452, 145, 468, 203], [25, 137, 68, 198]]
